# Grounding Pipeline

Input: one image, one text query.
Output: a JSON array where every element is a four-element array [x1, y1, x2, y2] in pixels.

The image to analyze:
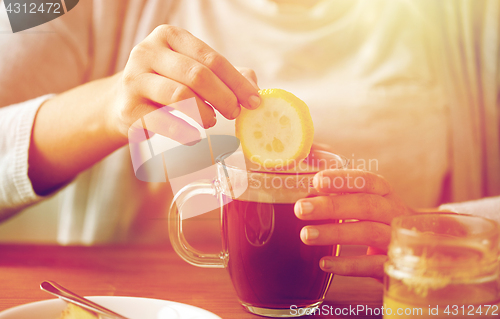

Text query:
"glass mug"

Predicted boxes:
[[384, 213, 500, 318], [169, 150, 348, 317]]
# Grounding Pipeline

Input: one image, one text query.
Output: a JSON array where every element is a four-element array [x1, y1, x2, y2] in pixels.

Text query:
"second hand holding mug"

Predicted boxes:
[[169, 150, 348, 317]]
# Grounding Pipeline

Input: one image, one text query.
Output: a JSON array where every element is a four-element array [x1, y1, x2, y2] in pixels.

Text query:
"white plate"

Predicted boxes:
[[0, 296, 222, 319]]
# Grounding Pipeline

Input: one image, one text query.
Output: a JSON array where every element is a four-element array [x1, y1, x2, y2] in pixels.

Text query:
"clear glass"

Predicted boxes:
[[169, 150, 348, 317], [383, 213, 500, 318]]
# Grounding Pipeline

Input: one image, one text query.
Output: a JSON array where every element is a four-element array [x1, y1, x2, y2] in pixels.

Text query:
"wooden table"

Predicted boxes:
[[0, 244, 383, 318]]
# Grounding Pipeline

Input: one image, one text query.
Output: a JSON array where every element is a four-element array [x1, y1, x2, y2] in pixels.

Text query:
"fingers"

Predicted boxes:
[[151, 25, 261, 114], [133, 73, 216, 128], [237, 67, 259, 90], [313, 170, 392, 196], [300, 221, 391, 250], [149, 48, 243, 119], [128, 103, 201, 145], [120, 25, 262, 143], [295, 193, 397, 224], [320, 255, 388, 279]]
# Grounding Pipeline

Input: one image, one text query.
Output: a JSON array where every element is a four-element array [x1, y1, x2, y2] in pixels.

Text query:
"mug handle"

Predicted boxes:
[[168, 180, 225, 268]]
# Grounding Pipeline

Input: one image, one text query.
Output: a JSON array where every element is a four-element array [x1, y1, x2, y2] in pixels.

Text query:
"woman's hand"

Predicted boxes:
[[28, 25, 259, 195], [294, 169, 414, 279], [108, 24, 260, 144]]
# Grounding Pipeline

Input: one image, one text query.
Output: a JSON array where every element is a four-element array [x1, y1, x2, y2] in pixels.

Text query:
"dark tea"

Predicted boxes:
[[222, 196, 336, 309]]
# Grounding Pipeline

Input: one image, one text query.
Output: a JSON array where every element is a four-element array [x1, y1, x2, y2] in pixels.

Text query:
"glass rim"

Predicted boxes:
[[215, 149, 349, 176]]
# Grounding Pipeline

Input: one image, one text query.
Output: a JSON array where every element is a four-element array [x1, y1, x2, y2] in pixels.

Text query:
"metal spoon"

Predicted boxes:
[[40, 281, 130, 319]]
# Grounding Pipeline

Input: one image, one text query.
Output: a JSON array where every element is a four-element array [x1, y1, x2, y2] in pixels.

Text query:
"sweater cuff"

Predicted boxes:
[[12, 94, 54, 206], [439, 196, 500, 221]]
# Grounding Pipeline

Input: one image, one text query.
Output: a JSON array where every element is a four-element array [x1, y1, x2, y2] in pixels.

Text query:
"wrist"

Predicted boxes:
[[102, 72, 129, 148]]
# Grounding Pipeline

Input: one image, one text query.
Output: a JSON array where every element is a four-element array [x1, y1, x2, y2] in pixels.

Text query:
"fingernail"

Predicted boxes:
[[297, 201, 314, 215], [321, 258, 333, 270], [231, 107, 241, 119], [210, 117, 217, 127], [248, 95, 261, 109], [301, 227, 319, 241], [204, 117, 216, 128]]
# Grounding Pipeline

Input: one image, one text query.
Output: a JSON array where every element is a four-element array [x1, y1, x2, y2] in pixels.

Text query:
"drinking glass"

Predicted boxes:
[[169, 150, 348, 317]]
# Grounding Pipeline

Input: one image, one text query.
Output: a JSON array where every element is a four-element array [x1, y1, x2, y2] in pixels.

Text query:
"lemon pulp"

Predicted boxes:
[[235, 88, 314, 169]]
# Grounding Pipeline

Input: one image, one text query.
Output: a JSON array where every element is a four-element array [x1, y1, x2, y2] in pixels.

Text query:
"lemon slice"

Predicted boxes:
[[235, 88, 314, 169]]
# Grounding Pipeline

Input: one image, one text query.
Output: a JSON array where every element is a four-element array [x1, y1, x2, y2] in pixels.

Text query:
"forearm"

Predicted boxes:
[[28, 73, 126, 195]]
